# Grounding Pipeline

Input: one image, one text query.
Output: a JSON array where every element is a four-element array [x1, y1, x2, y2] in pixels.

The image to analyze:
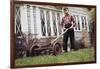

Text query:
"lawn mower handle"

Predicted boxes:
[[51, 27, 72, 44]]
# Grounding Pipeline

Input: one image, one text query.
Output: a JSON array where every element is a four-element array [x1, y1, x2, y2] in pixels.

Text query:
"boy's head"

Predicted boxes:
[[64, 7, 69, 15]]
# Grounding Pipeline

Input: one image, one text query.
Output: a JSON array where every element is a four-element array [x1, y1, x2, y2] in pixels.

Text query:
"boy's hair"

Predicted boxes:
[[63, 7, 69, 11]]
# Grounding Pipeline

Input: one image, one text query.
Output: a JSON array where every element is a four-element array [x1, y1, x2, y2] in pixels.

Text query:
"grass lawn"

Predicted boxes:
[[15, 48, 95, 66]]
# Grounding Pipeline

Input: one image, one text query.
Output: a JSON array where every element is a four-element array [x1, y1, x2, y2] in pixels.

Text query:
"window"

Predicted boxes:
[[52, 12, 57, 36], [77, 15, 80, 30], [15, 6, 22, 36], [57, 12, 62, 35], [46, 10, 51, 36], [81, 16, 85, 28], [81, 16, 87, 30], [84, 16, 87, 30], [73, 15, 80, 30], [40, 9, 46, 36]]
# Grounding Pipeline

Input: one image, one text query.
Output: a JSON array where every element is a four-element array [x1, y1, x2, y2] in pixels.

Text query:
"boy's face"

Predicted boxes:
[[64, 8, 69, 15]]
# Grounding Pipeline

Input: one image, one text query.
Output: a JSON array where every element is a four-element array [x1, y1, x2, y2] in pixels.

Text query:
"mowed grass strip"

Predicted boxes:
[[15, 48, 95, 66]]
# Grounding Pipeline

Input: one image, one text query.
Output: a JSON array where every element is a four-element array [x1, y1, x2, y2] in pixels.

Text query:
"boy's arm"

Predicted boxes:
[[70, 16, 76, 29]]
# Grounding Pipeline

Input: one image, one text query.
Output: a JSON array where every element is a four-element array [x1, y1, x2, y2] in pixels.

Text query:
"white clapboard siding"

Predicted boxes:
[[17, 4, 90, 41]]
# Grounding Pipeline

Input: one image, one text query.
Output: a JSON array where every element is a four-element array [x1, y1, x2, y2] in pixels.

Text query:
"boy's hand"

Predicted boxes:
[[70, 25, 73, 29], [70, 23, 74, 29], [63, 27, 66, 31]]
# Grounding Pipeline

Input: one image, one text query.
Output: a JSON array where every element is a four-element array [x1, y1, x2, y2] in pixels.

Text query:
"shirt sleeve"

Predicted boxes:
[[71, 16, 76, 27]]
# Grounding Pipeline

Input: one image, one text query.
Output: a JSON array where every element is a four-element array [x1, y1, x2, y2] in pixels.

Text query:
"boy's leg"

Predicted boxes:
[[63, 31, 69, 52], [69, 29, 75, 50]]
